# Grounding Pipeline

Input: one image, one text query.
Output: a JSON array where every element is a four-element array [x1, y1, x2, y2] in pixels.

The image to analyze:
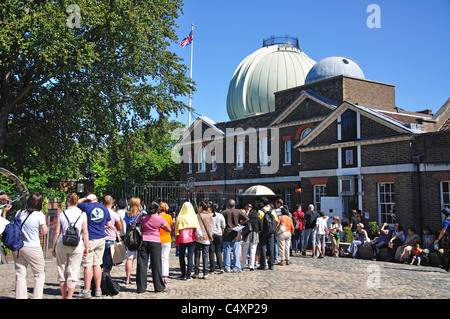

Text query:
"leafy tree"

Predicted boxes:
[[0, 0, 194, 174], [92, 118, 185, 195]]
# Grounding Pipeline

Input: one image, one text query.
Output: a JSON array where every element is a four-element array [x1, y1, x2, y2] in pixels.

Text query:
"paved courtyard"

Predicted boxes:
[[1, 248, 448, 301]]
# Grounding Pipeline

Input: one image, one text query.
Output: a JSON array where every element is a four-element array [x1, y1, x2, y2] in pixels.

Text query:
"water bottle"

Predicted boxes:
[[434, 243, 439, 250]]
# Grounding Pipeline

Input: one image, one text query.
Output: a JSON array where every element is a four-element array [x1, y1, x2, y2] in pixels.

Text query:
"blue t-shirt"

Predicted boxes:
[[443, 218, 450, 243], [378, 230, 391, 244], [78, 202, 111, 240]]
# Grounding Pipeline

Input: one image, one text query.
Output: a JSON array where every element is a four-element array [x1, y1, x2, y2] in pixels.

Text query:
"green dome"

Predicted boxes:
[[226, 40, 315, 120]]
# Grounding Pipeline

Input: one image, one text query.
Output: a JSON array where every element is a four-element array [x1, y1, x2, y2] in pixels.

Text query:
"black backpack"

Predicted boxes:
[[125, 214, 142, 251], [62, 211, 82, 246], [262, 208, 276, 235], [91, 272, 120, 296]]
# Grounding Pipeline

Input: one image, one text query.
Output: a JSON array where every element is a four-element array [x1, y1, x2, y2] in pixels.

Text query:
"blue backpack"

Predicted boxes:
[[1, 211, 32, 252]]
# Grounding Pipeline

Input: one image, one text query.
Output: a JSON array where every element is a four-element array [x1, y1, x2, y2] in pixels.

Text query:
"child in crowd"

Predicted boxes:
[[410, 243, 423, 266]]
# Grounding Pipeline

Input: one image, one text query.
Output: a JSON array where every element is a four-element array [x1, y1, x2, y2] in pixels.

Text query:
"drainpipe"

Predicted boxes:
[[412, 153, 424, 235]]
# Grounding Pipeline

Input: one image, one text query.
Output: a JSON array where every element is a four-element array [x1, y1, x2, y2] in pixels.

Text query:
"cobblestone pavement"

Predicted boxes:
[[0, 248, 449, 300]]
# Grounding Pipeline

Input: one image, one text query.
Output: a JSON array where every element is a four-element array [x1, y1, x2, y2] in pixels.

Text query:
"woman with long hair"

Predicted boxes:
[[123, 197, 143, 285], [13, 193, 48, 299], [136, 201, 171, 293], [158, 202, 173, 284]]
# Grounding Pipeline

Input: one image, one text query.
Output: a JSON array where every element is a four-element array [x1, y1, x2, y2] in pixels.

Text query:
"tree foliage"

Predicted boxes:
[[0, 0, 194, 180]]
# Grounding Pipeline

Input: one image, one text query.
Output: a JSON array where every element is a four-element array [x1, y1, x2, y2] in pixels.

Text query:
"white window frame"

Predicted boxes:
[[188, 153, 192, 174], [259, 137, 268, 166], [378, 182, 395, 225], [211, 149, 217, 171], [441, 181, 450, 218], [314, 185, 327, 212], [198, 146, 206, 173], [284, 140, 291, 164], [236, 141, 244, 168]]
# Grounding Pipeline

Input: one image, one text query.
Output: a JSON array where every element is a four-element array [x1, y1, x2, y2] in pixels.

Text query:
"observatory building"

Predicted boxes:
[[179, 36, 450, 234]]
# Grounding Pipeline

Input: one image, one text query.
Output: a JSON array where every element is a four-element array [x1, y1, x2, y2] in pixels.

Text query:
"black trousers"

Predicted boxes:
[[136, 241, 165, 293], [209, 234, 223, 271], [372, 242, 388, 259], [194, 242, 210, 275], [259, 233, 275, 268]]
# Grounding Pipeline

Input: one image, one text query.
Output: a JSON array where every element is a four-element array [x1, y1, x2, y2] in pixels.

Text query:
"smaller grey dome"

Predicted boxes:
[[305, 56, 364, 84]]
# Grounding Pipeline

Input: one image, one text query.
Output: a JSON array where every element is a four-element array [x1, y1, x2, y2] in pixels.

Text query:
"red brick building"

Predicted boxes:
[[178, 44, 450, 234]]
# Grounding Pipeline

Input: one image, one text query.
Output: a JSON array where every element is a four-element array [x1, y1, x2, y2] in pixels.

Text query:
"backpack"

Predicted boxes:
[[125, 213, 142, 251], [1, 210, 32, 252], [325, 246, 334, 256], [62, 211, 82, 246], [91, 272, 120, 296], [262, 208, 276, 235]]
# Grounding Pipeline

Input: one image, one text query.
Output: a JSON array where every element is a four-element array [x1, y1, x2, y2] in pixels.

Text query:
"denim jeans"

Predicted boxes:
[[223, 241, 241, 271], [178, 241, 196, 278], [194, 242, 210, 275], [102, 240, 114, 271], [259, 233, 275, 268]]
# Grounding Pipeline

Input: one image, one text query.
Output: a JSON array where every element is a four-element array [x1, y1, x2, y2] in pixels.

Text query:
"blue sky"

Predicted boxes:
[[171, 0, 450, 126]]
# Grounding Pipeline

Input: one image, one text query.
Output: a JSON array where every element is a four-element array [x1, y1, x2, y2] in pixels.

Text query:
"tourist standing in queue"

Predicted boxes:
[[102, 195, 122, 274], [241, 208, 262, 270], [257, 197, 277, 270], [123, 197, 143, 285], [193, 201, 213, 278], [221, 199, 249, 273], [292, 204, 304, 254], [313, 211, 328, 258], [208, 202, 225, 273], [13, 193, 48, 299], [77, 193, 112, 298], [302, 204, 318, 257], [276, 207, 294, 265], [329, 216, 343, 257], [174, 201, 201, 280], [52, 193, 89, 299], [136, 201, 170, 293], [158, 202, 173, 284]]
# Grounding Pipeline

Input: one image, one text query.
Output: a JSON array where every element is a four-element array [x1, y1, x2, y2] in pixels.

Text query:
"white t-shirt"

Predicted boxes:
[[315, 217, 328, 235], [117, 209, 127, 237], [0, 211, 9, 234], [16, 210, 47, 248], [57, 206, 87, 245]]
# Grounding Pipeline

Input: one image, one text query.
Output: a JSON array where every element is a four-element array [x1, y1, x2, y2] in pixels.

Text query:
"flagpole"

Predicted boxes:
[[188, 23, 194, 127]]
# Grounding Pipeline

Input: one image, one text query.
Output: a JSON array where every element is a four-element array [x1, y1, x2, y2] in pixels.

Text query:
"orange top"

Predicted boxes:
[[159, 213, 173, 244], [279, 215, 294, 234]]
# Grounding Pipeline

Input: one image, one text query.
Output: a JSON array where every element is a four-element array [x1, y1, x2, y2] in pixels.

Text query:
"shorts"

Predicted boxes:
[[315, 233, 326, 248], [82, 238, 105, 267]]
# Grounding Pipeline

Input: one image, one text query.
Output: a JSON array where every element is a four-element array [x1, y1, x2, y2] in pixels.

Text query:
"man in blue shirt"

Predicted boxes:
[[435, 207, 450, 272], [77, 193, 111, 298]]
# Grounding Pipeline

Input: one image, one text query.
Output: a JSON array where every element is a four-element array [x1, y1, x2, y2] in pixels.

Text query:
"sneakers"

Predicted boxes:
[[78, 290, 92, 298], [78, 288, 102, 298]]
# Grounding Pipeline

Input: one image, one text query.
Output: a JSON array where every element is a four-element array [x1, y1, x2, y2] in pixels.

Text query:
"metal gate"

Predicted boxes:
[[105, 181, 238, 213]]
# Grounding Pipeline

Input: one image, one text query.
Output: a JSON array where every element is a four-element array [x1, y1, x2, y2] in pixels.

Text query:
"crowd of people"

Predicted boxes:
[[0, 191, 449, 299]]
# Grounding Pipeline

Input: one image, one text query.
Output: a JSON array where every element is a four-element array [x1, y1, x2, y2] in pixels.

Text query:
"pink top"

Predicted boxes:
[[141, 214, 167, 242], [178, 228, 197, 244]]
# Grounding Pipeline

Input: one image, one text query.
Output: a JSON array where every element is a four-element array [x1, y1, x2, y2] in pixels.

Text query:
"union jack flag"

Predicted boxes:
[[180, 30, 193, 48]]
